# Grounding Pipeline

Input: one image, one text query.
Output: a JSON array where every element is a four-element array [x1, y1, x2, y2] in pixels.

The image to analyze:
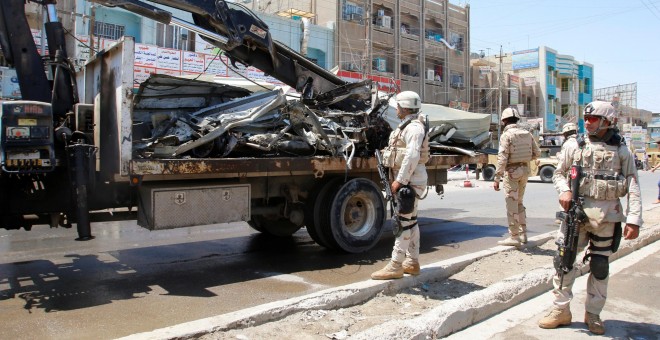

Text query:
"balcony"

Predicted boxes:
[[401, 35, 420, 51]]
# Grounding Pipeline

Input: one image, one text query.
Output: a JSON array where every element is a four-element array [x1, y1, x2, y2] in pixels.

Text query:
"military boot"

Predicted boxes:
[[538, 308, 572, 329], [402, 258, 420, 275], [371, 261, 404, 280], [584, 312, 605, 335], [497, 235, 521, 246], [519, 225, 528, 244]]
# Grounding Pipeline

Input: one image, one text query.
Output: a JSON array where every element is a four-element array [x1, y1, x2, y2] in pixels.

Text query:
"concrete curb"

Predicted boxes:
[[352, 222, 660, 339], [121, 234, 557, 339]]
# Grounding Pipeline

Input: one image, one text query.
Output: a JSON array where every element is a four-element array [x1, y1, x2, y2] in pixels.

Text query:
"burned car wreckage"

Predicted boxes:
[[131, 75, 394, 162], [131, 75, 489, 162]]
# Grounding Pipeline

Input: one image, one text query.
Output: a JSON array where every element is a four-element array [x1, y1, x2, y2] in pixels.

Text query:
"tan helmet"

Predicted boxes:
[[396, 91, 421, 109], [584, 100, 617, 122], [501, 107, 520, 121], [561, 123, 577, 134]]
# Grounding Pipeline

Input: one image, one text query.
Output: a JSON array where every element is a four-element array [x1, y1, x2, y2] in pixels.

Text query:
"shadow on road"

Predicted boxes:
[[0, 212, 535, 313]]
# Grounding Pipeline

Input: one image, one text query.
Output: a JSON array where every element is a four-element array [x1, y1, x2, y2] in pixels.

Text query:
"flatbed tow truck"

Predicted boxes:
[[0, 0, 486, 253]]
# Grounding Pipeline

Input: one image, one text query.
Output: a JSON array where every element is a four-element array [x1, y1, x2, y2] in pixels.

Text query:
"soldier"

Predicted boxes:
[[538, 101, 642, 335], [555, 123, 578, 171], [493, 107, 541, 246], [371, 91, 429, 280]]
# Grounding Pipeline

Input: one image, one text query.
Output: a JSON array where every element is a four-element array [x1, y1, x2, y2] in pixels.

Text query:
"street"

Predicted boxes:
[[0, 170, 658, 339]]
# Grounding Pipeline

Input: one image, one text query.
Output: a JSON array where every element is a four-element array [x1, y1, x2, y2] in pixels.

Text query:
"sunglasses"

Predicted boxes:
[[584, 115, 601, 123]]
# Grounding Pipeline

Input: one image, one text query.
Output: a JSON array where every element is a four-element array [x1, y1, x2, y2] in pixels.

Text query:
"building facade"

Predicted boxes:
[[471, 46, 593, 133], [331, 0, 470, 106]]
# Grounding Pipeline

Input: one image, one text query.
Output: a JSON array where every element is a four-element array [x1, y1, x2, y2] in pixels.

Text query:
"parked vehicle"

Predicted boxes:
[[0, 0, 485, 253], [480, 150, 558, 183]]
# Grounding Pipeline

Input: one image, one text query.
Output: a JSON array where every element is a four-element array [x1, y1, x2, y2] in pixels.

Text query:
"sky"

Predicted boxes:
[[464, 0, 660, 113]]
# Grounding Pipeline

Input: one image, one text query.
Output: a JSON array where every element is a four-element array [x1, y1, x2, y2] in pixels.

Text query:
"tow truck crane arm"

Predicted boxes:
[[89, 0, 372, 110]]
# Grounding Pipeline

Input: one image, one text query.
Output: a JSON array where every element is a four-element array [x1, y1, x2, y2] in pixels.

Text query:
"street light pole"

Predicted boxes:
[[495, 45, 506, 142]]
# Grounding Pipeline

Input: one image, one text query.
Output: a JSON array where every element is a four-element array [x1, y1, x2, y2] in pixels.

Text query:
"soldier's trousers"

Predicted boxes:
[[552, 221, 615, 314], [503, 165, 530, 235], [391, 198, 420, 263]]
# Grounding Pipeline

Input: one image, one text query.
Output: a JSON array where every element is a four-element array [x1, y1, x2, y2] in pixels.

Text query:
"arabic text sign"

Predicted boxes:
[[135, 44, 158, 67], [157, 48, 181, 70]]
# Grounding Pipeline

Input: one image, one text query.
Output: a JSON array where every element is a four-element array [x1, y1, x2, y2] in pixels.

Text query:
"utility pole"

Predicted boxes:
[[495, 45, 507, 142], [89, 5, 95, 59]]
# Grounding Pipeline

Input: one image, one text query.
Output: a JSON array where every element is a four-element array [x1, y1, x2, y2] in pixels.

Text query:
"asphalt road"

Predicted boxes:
[[1, 170, 657, 339]]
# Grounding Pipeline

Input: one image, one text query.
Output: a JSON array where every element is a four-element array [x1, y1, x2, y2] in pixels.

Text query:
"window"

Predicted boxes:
[[156, 23, 190, 50], [561, 78, 569, 92], [449, 31, 463, 51], [584, 78, 591, 94], [343, 2, 364, 21], [548, 95, 556, 114], [450, 72, 463, 88], [547, 67, 556, 86], [561, 104, 570, 116], [401, 63, 411, 75], [94, 21, 124, 40]]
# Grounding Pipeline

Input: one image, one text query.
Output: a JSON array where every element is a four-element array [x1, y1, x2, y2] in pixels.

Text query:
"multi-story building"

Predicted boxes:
[[333, 0, 470, 106], [471, 46, 593, 133]]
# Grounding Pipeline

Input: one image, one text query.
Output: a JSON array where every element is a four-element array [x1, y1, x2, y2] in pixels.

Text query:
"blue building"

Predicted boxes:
[[512, 46, 593, 132]]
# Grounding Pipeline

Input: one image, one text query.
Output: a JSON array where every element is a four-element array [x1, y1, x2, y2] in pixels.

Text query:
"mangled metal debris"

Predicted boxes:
[[132, 75, 489, 162], [132, 75, 391, 163]]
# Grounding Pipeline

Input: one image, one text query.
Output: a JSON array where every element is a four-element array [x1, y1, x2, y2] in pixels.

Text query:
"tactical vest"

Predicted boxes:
[[574, 142, 628, 200], [381, 115, 430, 168], [506, 127, 534, 164]]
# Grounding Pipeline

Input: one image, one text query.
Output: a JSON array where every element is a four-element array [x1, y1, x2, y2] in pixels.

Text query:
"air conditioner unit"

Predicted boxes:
[[380, 16, 391, 28], [377, 9, 385, 17], [427, 69, 435, 80], [373, 58, 386, 72]]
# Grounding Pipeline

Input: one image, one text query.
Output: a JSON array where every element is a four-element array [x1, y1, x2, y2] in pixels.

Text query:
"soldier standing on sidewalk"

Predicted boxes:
[[493, 107, 541, 246], [371, 91, 429, 280], [538, 101, 642, 335]]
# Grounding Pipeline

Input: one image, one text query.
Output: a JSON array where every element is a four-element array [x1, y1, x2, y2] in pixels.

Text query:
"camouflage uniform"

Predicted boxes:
[[495, 124, 541, 241], [551, 132, 642, 316], [387, 114, 429, 265]]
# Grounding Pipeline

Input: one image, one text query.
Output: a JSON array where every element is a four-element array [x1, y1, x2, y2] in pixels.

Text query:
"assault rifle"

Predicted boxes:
[[374, 149, 403, 237], [555, 164, 588, 288]]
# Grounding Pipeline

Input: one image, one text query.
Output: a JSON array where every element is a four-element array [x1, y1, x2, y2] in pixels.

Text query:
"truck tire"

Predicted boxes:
[[482, 165, 496, 181], [539, 165, 555, 183], [305, 177, 343, 249], [319, 178, 386, 253]]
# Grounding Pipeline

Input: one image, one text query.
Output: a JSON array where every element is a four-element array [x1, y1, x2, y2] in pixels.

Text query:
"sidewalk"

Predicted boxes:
[[447, 240, 660, 339]]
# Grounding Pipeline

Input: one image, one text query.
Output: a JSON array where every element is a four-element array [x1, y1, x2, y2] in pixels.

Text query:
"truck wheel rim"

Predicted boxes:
[[341, 193, 375, 237]]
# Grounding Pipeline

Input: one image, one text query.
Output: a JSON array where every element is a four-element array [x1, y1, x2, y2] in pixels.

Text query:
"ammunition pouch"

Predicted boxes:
[[381, 146, 404, 168], [396, 185, 417, 215], [579, 175, 627, 200], [381, 146, 428, 168]]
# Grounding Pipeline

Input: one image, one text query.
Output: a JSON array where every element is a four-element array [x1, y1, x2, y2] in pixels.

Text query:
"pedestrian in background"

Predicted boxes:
[[371, 91, 429, 280], [539, 101, 642, 335], [651, 161, 660, 204], [492, 107, 541, 246]]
